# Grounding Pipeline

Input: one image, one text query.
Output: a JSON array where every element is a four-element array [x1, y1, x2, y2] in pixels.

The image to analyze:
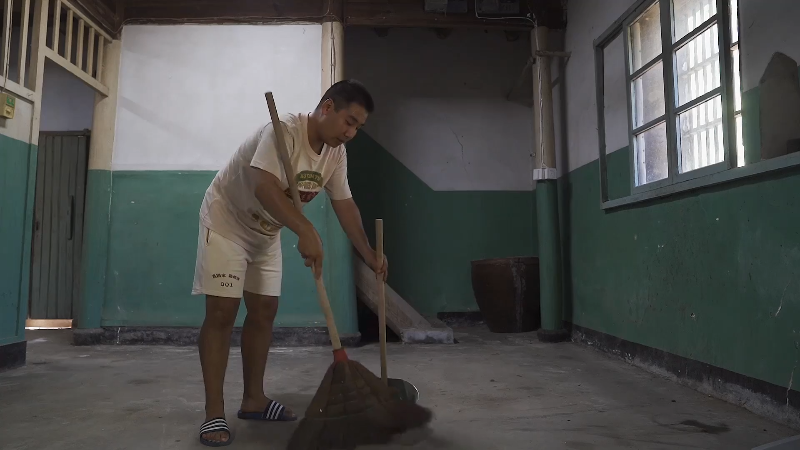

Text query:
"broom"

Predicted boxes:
[[263, 92, 433, 450]]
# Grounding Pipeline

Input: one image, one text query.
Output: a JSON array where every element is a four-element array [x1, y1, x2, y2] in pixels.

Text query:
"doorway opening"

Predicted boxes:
[[26, 59, 96, 329]]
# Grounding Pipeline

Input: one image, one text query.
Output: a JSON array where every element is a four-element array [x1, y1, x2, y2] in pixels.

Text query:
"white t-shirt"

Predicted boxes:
[[200, 113, 352, 252]]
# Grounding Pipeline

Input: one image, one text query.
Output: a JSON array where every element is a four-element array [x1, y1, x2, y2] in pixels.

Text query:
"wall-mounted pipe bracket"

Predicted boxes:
[[533, 168, 558, 180]]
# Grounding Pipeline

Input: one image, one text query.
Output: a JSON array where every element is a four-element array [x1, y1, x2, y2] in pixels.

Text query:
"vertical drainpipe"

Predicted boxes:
[[532, 26, 569, 343]]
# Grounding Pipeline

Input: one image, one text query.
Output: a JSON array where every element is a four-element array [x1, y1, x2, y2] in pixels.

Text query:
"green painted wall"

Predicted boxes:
[[0, 134, 36, 347], [94, 171, 357, 334], [346, 132, 537, 316], [563, 77, 800, 391]]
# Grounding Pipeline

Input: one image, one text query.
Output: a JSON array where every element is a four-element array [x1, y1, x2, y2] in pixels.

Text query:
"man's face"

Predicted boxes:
[[319, 100, 368, 147]]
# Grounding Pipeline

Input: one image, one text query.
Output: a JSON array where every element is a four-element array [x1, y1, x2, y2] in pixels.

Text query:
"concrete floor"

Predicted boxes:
[[0, 328, 796, 450]]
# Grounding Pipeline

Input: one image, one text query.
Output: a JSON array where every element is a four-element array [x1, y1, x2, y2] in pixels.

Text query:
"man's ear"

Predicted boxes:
[[320, 98, 334, 115]]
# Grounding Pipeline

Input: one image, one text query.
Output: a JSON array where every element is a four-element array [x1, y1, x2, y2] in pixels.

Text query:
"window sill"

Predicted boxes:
[[601, 151, 800, 210]]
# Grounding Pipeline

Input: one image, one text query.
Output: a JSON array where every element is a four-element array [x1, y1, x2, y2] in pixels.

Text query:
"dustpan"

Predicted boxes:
[[376, 218, 420, 404], [388, 377, 419, 403]]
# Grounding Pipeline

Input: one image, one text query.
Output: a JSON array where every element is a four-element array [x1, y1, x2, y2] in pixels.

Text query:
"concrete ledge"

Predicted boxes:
[[0, 340, 26, 372], [572, 323, 800, 431], [73, 327, 361, 347]]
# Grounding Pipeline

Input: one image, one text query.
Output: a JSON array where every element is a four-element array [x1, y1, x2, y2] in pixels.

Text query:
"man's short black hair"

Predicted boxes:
[[317, 79, 374, 114]]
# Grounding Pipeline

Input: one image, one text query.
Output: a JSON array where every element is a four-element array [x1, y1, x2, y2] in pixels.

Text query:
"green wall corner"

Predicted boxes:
[[76, 169, 112, 329], [562, 154, 800, 390], [346, 131, 537, 316], [0, 134, 36, 346]]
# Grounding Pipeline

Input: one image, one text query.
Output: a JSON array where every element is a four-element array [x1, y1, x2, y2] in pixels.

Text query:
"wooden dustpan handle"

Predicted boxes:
[[264, 92, 342, 351], [377, 219, 387, 385]]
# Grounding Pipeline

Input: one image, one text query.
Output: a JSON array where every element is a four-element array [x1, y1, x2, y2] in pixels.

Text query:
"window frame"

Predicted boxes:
[[625, 0, 735, 194], [590, 0, 792, 210]]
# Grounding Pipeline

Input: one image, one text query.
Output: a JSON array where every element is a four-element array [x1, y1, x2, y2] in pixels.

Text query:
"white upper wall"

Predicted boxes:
[[561, 0, 800, 174], [739, 0, 800, 90], [40, 60, 96, 132], [561, 0, 646, 173], [0, 99, 34, 144], [346, 27, 534, 191], [112, 24, 322, 171], [7, 29, 94, 132]]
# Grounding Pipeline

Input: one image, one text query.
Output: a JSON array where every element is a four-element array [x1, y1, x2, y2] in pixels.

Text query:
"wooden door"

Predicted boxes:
[[29, 132, 89, 320]]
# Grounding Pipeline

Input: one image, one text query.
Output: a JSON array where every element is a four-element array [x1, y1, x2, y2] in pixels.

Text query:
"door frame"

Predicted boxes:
[[27, 129, 91, 328]]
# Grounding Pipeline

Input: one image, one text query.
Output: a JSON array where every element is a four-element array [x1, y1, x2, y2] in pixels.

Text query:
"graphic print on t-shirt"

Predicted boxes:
[[199, 112, 351, 253], [246, 170, 325, 234], [284, 170, 323, 204]]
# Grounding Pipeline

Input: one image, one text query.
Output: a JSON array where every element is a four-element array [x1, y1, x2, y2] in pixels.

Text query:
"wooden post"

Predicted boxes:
[[87, 28, 96, 75], [1, 0, 11, 82], [17, 0, 31, 87], [321, 19, 344, 92], [28, 0, 51, 146], [76, 19, 85, 71], [53, 0, 62, 53], [65, 10, 74, 62]]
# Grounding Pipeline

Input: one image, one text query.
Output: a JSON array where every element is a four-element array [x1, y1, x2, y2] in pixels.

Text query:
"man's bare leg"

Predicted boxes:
[[199, 295, 241, 444], [239, 291, 296, 418]]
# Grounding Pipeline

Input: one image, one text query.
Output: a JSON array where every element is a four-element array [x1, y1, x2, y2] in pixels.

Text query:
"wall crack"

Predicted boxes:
[[775, 279, 792, 317], [450, 127, 469, 175], [788, 361, 796, 406]]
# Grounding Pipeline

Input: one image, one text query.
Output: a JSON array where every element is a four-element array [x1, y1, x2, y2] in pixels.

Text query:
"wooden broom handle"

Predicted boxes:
[[377, 219, 387, 385], [264, 92, 342, 351]]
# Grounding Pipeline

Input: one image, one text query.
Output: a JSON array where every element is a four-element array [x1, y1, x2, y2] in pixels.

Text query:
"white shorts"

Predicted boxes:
[[192, 222, 282, 298]]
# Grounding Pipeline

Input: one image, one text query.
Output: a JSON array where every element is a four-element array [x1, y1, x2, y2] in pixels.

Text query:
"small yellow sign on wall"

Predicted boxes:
[[0, 92, 16, 119]]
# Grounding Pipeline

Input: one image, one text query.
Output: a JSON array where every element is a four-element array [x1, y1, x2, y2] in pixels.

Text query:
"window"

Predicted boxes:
[[623, 0, 741, 191], [595, 0, 745, 202]]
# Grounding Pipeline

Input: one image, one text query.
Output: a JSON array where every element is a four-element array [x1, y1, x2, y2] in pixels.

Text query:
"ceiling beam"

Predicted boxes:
[[116, 0, 565, 30], [121, 0, 333, 25], [69, 0, 119, 37], [344, 0, 565, 30]]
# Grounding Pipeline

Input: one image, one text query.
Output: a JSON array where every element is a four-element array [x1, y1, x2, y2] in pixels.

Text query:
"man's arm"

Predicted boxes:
[[330, 197, 387, 280], [330, 197, 372, 259], [250, 120, 324, 275], [251, 167, 314, 237]]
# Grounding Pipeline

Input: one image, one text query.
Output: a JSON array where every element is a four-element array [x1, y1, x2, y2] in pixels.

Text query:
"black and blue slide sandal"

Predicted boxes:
[[237, 400, 297, 422], [199, 417, 234, 447]]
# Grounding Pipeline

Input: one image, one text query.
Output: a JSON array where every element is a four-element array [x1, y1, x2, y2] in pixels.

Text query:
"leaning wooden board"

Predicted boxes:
[[354, 258, 453, 344]]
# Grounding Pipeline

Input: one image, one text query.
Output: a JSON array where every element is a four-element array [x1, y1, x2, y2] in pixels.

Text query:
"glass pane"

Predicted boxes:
[[631, 61, 666, 128], [673, 0, 717, 42], [735, 113, 744, 167], [628, 2, 662, 73], [678, 95, 724, 173], [634, 121, 669, 185], [675, 24, 721, 107], [732, 44, 741, 111], [730, 0, 739, 43]]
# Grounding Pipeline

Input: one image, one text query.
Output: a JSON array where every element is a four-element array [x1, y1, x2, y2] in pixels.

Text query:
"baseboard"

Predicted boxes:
[[436, 312, 484, 327], [571, 323, 800, 430], [0, 340, 26, 372], [73, 327, 361, 347]]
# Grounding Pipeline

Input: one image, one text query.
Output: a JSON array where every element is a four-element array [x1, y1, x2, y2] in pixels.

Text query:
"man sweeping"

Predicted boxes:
[[191, 79, 387, 447]]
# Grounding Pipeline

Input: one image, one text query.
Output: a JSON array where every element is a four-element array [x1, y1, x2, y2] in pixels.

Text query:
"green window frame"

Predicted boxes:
[[591, 0, 786, 209]]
